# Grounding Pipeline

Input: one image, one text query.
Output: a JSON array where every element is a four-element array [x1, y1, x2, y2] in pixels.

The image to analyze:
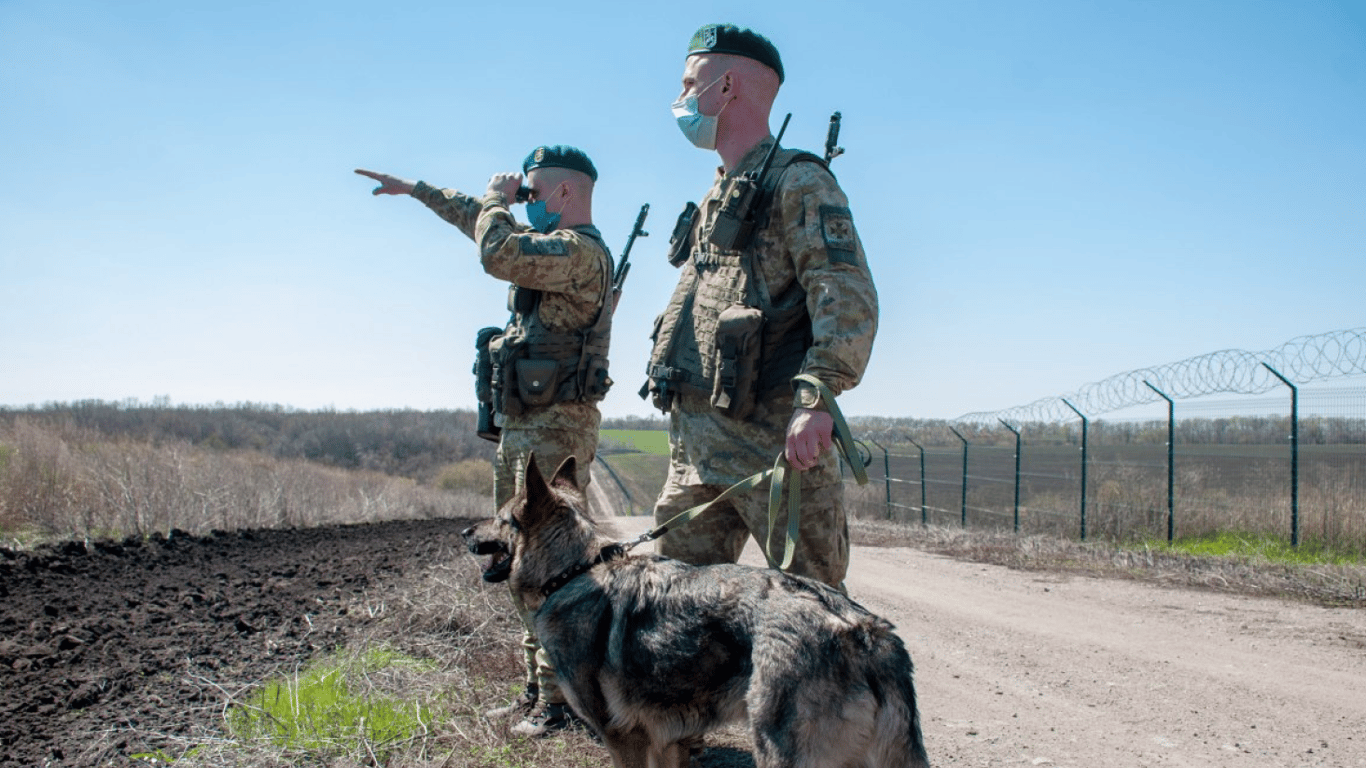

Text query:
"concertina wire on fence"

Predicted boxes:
[[952, 327, 1366, 426]]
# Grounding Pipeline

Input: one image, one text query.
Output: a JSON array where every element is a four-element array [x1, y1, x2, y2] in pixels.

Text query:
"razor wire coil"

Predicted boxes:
[[955, 327, 1366, 426]]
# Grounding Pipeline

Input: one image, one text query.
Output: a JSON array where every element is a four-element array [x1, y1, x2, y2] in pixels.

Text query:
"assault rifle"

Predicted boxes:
[[825, 111, 845, 163], [612, 203, 649, 304]]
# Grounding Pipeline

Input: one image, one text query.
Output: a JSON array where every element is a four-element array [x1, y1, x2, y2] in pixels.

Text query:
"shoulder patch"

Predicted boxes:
[[517, 235, 569, 257], [818, 205, 857, 266]]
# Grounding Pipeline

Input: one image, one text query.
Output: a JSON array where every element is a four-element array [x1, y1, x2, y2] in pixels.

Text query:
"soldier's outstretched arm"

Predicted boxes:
[[354, 168, 416, 196]]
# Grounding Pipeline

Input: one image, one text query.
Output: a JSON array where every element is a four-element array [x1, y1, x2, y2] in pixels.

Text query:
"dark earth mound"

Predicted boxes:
[[0, 518, 473, 768]]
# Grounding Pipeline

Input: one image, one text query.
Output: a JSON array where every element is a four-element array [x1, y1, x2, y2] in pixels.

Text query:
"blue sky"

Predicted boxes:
[[2, 0, 1363, 420]]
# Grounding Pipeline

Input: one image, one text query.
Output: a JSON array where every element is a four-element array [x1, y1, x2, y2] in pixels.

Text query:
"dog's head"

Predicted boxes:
[[461, 454, 599, 603]]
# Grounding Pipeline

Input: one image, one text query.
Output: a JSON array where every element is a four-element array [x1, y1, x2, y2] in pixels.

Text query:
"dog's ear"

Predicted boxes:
[[519, 453, 555, 524], [551, 455, 579, 491]]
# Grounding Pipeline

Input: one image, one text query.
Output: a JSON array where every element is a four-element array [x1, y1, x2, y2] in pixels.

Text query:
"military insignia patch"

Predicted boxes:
[[819, 205, 857, 265], [518, 235, 569, 257], [534, 147, 547, 162], [702, 25, 718, 49]]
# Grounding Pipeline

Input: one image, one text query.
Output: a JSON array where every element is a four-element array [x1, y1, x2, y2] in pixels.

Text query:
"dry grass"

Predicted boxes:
[[849, 516, 1366, 608], [0, 418, 481, 545]]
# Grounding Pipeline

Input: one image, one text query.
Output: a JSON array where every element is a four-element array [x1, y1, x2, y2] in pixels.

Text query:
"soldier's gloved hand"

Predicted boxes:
[[486, 172, 524, 201], [354, 168, 416, 196], [785, 409, 834, 471]]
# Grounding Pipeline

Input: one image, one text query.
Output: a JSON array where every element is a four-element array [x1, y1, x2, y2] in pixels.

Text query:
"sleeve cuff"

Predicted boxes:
[[792, 381, 827, 411]]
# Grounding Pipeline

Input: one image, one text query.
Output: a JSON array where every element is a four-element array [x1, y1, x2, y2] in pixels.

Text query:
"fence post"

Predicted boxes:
[[870, 438, 892, 520], [907, 436, 927, 526], [1061, 399, 1089, 541], [999, 419, 1022, 534], [949, 426, 968, 528], [1143, 380, 1175, 543], [1262, 363, 1300, 547]]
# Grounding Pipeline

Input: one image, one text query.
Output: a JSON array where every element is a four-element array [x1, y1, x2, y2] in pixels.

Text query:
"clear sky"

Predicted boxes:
[[2, 0, 1363, 421]]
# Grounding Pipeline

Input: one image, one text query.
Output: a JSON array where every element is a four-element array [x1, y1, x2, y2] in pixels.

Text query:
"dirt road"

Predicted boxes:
[[602, 515, 1366, 768]]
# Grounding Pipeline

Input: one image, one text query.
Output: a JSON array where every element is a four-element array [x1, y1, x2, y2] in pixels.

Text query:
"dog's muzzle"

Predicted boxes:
[[462, 525, 513, 583]]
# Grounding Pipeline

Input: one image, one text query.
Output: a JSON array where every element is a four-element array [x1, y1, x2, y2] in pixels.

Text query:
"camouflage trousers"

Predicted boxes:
[[651, 475, 849, 589], [494, 422, 596, 706]]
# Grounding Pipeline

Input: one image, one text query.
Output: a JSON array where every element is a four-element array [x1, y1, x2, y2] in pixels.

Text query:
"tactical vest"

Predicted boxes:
[[641, 148, 824, 419], [478, 230, 614, 418]]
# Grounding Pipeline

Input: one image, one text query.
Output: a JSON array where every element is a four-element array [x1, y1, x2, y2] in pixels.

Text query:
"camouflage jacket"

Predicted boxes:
[[661, 139, 878, 485], [413, 182, 611, 433]]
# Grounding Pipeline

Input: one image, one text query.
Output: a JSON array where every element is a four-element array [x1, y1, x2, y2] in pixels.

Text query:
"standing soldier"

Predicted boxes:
[[641, 25, 878, 589], [355, 145, 610, 737]]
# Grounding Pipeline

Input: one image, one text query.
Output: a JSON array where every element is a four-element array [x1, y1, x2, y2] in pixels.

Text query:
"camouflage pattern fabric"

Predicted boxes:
[[652, 139, 876, 589], [653, 471, 849, 587], [412, 180, 607, 707], [493, 408, 599, 507], [413, 183, 610, 333]]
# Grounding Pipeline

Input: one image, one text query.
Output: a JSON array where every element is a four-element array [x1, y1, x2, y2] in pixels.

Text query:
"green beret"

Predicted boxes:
[[522, 145, 598, 182], [687, 24, 784, 84]]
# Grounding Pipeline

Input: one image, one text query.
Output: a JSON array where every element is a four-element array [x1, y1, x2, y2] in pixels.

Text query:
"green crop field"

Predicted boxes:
[[601, 429, 670, 456]]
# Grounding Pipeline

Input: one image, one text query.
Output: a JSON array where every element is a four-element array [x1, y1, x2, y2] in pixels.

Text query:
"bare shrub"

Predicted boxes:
[[434, 459, 494, 497]]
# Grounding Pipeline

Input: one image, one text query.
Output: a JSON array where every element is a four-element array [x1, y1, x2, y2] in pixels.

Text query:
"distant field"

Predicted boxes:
[[596, 431, 670, 515], [600, 429, 670, 456]]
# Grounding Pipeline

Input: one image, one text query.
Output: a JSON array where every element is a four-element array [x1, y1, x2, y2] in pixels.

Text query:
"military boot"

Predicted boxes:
[[484, 683, 538, 720], [510, 700, 583, 737]]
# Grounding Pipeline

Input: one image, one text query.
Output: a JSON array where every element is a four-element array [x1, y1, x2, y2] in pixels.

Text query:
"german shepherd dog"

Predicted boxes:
[[463, 455, 930, 768]]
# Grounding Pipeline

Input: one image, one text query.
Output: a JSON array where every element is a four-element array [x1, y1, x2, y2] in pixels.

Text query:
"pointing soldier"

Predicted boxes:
[[355, 145, 611, 737], [642, 25, 878, 589]]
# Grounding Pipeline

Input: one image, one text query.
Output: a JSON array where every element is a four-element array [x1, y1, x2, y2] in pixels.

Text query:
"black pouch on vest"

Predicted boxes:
[[515, 359, 559, 408], [711, 305, 764, 420], [667, 202, 698, 267]]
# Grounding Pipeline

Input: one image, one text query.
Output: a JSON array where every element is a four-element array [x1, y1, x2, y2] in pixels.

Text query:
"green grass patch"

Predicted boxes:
[[227, 646, 440, 756], [600, 429, 669, 456], [1148, 531, 1363, 566]]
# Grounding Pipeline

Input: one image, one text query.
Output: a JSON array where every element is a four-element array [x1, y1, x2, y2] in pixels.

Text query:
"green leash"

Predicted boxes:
[[619, 375, 869, 572]]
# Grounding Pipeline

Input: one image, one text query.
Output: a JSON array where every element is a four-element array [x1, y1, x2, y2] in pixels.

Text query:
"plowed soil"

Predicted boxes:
[[0, 519, 472, 768]]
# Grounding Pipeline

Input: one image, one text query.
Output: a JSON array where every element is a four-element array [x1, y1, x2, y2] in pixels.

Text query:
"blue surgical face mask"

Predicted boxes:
[[671, 74, 728, 150], [524, 183, 567, 233], [525, 200, 561, 233]]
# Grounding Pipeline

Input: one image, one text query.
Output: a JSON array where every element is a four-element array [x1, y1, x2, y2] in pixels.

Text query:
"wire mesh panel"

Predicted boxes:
[[847, 329, 1366, 554]]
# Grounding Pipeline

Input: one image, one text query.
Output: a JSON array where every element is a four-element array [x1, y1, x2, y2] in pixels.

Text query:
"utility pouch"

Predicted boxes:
[[710, 304, 764, 420], [473, 327, 502, 404], [489, 333, 523, 417], [667, 202, 698, 267], [511, 286, 539, 315], [515, 359, 560, 408], [473, 326, 503, 441]]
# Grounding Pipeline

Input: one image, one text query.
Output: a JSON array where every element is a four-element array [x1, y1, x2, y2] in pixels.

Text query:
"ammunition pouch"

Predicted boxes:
[[710, 305, 764, 420]]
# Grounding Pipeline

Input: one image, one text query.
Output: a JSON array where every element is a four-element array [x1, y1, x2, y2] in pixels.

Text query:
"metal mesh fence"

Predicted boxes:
[[845, 329, 1366, 552]]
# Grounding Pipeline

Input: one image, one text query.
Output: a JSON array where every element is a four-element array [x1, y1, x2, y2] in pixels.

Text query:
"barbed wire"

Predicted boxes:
[[954, 327, 1366, 426]]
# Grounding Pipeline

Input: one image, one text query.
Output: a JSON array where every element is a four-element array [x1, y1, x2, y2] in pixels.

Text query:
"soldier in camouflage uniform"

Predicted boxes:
[[641, 25, 878, 589], [356, 145, 610, 737]]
